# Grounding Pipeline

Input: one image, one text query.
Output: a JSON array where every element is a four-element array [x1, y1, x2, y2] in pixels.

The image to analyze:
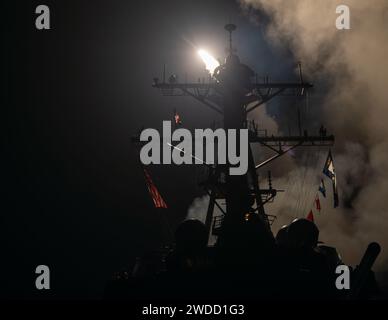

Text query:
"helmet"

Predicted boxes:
[[275, 224, 289, 247], [287, 218, 319, 249]]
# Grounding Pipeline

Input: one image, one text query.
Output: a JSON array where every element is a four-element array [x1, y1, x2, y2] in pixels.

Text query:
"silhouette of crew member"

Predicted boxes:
[[282, 218, 334, 298]]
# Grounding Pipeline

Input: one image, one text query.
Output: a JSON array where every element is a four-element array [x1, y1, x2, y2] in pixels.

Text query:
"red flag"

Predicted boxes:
[[306, 210, 314, 222], [174, 109, 182, 125], [315, 194, 321, 212], [143, 168, 168, 209]]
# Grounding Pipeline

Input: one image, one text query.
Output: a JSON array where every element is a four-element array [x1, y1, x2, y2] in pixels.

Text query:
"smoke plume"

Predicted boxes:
[[239, 0, 388, 271]]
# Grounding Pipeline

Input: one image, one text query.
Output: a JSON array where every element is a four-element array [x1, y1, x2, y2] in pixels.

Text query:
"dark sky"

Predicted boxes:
[[2, 0, 298, 299]]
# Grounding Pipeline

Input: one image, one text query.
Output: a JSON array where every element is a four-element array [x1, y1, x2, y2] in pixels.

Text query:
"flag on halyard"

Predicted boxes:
[[319, 179, 326, 198], [174, 109, 182, 126], [143, 168, 168, 209], [333, 175, 339, 208], [323, 149, 339, 208], [315, 194, 321, 212], [306, 210, 314, 222], [323, 150, 335, 179]]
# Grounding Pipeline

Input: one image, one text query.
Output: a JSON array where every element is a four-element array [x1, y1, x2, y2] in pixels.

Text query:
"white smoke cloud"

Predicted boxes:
[[239, 0, 388, 271], [186, 194, 224, 245], [187, 195, 209, 223]]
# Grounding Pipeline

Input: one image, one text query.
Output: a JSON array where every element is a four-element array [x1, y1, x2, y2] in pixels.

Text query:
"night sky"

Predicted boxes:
[[3, 0, 301, 299]]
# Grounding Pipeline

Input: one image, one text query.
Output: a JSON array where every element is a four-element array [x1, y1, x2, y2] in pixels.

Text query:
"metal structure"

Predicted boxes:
[[151, 24, 334, 247]]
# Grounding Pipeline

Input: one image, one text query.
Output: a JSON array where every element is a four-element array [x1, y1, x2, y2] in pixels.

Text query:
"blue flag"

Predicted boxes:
[[323, 150, 339, 208], [323, 150, 335, 179], [319, 179, 326, 198]]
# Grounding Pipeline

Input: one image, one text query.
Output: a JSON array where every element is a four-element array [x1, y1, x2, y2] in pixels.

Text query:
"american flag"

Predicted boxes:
[[143, 168, 168, 209], [174, 109, 182, 125]]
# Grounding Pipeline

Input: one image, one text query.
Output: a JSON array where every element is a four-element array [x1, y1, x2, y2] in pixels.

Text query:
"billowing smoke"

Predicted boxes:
[[238, 0, 388, 270], [187, 195, 210, 223], [186, 195, 224, 245]]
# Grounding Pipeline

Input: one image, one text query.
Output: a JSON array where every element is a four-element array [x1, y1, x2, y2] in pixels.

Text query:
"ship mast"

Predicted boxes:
[[150, 24, 334, 247]]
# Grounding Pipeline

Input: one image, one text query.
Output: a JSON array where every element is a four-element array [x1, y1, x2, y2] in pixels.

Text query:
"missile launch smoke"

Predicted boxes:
[[237, 0, 388, 271]]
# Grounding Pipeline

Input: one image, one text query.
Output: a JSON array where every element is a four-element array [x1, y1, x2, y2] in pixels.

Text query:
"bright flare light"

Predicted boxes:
[[197, 49, 220, 75]]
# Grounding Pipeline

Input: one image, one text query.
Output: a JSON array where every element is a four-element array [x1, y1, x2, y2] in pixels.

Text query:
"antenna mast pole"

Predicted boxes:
[[146, 24, 334, 246]]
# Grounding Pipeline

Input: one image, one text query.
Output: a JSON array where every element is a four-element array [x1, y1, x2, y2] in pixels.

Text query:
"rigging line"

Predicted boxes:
[[309, 149, 323, 213], [316, 148, 325, 215], [294, 158, 303, 217], [292, 97, 303, 218], [255, 142, 302, 169], [302, 166, 311, 215], [166, 142, 211, 167], [292, 170, 302, 219], [295, 184, 301, 218], [293, 177, 299, 218], [288, 174, 296, 220], [304, 150, 315, 215], [287, 153, 298, 219], [305, 90, 310, 120], [288, 174, 299, 221], [297, 148, 311, 217], [296, 94, 311, 217], [306, 149, 325, 216]]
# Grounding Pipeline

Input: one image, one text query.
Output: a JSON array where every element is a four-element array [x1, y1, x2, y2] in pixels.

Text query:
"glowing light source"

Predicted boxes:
[[197, 49, 220, 75]]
